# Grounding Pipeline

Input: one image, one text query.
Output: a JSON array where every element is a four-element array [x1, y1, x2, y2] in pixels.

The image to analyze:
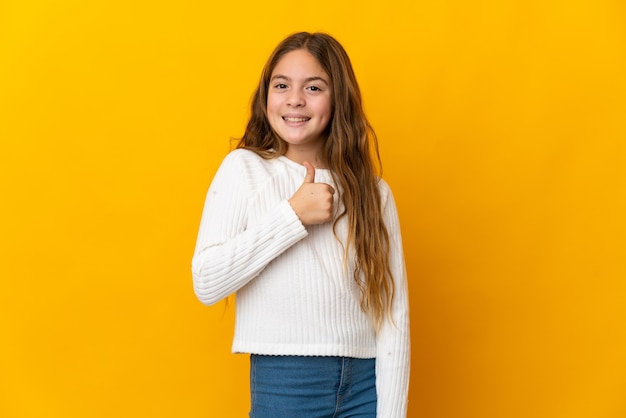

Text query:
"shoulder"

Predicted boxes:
[[221, 148, 263, 167], [376, 177, 403, 231], [209, 149, 264, 187], [376, 177, 394, 205], [215, 148, 297, 190], [217, 148, 274, 175]]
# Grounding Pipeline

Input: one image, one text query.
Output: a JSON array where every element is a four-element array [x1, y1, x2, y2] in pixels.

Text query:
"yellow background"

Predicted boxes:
[[1, 0, 625, 417]]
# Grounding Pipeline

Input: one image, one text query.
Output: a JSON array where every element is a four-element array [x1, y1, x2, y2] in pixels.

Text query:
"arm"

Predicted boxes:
[[375, 182, 411, 417], [191, 151, 308, 305]]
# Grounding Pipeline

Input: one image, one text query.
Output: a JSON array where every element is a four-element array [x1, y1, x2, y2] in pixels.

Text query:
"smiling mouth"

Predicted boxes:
[[283, 117, 310, 122]]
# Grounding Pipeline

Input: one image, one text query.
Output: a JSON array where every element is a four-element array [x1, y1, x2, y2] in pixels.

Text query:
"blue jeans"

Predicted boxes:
[[249, 355, 377, 418]]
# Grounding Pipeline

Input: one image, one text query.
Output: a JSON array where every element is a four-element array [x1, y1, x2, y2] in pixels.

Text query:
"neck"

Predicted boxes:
[[284, 144, 327, 168]]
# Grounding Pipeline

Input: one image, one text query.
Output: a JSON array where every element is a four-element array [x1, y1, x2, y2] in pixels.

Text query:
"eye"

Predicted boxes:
[[307, 86, 322, 92], [274, 83, 288, 89]]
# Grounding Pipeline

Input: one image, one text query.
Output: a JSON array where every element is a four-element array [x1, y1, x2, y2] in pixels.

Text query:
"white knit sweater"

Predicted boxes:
[[192, 149, 410, 417]]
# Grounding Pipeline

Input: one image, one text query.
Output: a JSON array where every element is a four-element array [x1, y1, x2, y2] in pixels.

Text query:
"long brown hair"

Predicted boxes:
[[237, 32, 394, 329]]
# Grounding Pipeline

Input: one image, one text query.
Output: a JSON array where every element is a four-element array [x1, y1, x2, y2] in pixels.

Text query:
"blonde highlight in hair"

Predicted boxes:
[[238, 32, 394, 329]]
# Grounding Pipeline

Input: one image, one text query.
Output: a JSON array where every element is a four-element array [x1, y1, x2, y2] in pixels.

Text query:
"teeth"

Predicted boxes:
[[284, 117, 309, 122]]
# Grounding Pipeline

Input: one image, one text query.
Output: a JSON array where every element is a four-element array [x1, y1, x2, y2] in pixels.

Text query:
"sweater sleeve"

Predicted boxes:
[[375, 181, 411, 418], [191, 151, 308, 305]]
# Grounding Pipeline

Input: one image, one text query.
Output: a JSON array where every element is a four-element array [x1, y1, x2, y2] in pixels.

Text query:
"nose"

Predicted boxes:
[[287, 89, 305, 107]]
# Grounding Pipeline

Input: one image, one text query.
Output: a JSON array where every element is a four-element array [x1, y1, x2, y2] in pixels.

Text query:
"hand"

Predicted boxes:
[[288, 161, 335, 225]]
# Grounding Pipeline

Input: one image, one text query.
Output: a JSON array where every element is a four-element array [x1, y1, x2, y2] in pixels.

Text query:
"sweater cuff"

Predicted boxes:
[[267, 200, 308, 247]]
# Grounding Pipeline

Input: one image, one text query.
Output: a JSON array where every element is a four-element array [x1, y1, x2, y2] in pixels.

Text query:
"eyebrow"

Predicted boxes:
[[270, 74, 329, 85]]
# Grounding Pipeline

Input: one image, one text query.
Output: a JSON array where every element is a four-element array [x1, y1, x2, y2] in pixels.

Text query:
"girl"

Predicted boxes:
[[192, 32, 410, 417]]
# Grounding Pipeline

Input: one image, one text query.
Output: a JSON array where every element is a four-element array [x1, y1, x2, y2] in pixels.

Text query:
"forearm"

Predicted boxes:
[[192, 200, 307, 305], [375, 289, 411, 417], [375, 180, 411, 417]]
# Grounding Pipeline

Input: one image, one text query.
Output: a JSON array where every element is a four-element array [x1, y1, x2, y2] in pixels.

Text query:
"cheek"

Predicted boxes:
[[266, 95, 277, 113], [265, 97, 278, 130], [320, 98, 332, 122], [267, 91, 284, 113]]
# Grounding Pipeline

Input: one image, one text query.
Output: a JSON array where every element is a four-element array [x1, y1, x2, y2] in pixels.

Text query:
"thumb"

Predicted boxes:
[[302, 161, 315, 183]]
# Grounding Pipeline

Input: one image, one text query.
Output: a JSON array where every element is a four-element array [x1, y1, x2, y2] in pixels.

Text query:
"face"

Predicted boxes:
[[267, 49, 332, 155]]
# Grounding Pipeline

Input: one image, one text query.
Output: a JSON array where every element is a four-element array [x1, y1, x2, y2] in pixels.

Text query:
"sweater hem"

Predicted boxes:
[[232, 342, 376, 359]]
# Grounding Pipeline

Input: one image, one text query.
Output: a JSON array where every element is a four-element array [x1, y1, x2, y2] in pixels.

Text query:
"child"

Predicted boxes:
[[192, 32, 410, 417]]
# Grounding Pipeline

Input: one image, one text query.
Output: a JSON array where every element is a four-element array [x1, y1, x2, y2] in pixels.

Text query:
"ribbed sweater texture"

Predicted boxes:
[[192, 149, 410, 417]]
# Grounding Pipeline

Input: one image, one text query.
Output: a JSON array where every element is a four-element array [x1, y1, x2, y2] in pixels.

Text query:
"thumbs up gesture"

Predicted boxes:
[[288, 161, 335, 225]]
